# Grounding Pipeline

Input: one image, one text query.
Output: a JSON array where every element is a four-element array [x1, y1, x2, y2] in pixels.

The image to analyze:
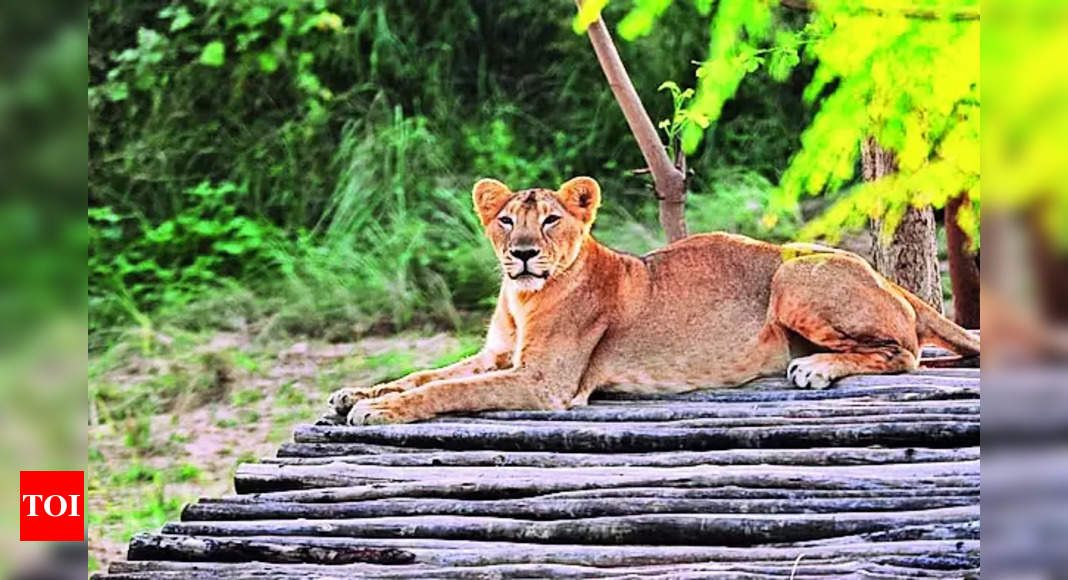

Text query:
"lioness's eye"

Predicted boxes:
[[543, 215, 561, 227], [498, 216, 513, 227]]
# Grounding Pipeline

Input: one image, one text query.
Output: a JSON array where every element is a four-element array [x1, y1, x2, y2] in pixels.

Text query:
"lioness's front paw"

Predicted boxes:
[[329, 385, 397, 415], [328, 386, 369, 415], [787, 356, 833, 390], [346, 398, 412, 426]]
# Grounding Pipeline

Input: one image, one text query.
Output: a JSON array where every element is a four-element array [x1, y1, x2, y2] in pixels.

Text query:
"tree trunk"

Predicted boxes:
[[944, 193, 980, 328], [577, 1, 688, 242], [863, 138, 945, 312]]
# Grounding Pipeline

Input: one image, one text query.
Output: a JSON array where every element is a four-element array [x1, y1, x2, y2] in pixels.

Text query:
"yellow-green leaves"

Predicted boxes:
[[573, 0, 609, 34], [580, 0, 982, 243], [199, 41, 225, 67], [783, 11, 979, 240], [619, 0, 673, 40]]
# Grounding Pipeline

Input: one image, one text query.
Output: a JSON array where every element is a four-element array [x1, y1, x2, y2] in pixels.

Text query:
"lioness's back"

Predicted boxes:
[[639, 232, 784, 307]]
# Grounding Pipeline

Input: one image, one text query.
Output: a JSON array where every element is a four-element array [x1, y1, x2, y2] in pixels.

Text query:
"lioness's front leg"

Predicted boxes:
[[346, 320, 608, 425], [329, 299, 515, 416], [345, 368, 567, 425], [328, 350, 512, 415]]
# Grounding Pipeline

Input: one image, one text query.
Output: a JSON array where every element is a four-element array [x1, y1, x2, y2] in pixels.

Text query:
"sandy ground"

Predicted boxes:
[[87, 332, 470, 573]]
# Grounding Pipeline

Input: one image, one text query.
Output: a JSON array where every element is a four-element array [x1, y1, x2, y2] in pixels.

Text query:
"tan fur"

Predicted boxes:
[[329, 177, 980, 424]]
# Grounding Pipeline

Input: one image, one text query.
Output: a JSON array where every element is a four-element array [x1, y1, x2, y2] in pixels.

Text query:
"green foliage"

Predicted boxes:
[[656, 81, 708, 161], [687, 168, 801, 240], [173, 463, 202, 482], [89, 0, 809, 347], [90, 181, 285, 341], [780, 6, 979, 244], [608, 0, 980, 243]]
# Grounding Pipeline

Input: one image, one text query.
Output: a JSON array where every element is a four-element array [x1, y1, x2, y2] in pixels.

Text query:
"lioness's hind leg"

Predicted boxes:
[[770, 253, 920, 389], [786, 350, 918, 389]]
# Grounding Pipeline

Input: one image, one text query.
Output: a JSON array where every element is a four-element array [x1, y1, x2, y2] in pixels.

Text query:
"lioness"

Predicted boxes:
[[329, 177, 979, 425]]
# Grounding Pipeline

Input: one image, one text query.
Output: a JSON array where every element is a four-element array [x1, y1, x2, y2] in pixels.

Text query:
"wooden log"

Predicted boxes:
[[263, 446, 980, 467], [120, 535, 979, 568], [907, 368, 980, 378], [164, 505, 978, 546], [432, 413, 979, 428], [753, 374, 978, 389], [230, 460, 979, 495], [276, 442, 449, 458], [181, 493, 977, 522], [126, 532, 414, 565], [102, 555, 978, 579], [268, 442, 447, 455], [290, 421, 979, 454], [595, 382, 977, 403], [278, 426, 984, 458], [537, 486, 980, 500], [435, 400, 980, 423], [223, 464, 979, 502], [101, 560, 978, 579], [199, 485, 980, 509], [802, 519, 982, 544]]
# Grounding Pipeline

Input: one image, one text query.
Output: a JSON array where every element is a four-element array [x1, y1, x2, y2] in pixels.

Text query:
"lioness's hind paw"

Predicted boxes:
[[787, 357, 833, 390]]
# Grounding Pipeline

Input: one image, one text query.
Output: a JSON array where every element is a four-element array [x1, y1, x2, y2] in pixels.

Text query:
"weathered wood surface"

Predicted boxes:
[[112, 538, 979, 578], [96, 364, 980, 578]]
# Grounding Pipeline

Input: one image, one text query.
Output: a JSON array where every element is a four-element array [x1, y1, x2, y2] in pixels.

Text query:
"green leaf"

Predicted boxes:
[[212, 241, 246, 255], [278, 13, 295, 31], [768, 49, 800, 81], [657, 80, 680, 96], [88, 207, 122, 223], [166, 7, 194, 32], [243, 5, 273, 28], [257, 52, 278, 73], [619, 10, 654, 41], [199, 41, 225, 67], [106, 82, 129, 102]]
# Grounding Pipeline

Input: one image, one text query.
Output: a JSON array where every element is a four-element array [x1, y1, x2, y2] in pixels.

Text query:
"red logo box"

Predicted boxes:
[[19, 471, 84, 541]]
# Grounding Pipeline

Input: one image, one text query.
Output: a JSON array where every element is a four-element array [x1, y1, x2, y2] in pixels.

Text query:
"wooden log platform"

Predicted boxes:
[[95, 359, 980, 579]]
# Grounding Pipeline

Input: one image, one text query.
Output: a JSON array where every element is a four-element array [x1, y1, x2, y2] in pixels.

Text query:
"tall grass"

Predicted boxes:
[[270, 106, 497, 339]]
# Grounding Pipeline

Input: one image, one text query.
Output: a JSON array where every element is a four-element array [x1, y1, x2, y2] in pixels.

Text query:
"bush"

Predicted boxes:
[[88, 0, 807, 347]]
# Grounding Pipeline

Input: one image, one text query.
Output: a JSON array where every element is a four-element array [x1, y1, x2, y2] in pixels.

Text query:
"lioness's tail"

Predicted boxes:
[[895, 284, 980, 356]]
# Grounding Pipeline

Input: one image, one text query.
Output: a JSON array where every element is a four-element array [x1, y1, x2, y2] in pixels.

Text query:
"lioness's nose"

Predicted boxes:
[[509, 247, 540, 262]]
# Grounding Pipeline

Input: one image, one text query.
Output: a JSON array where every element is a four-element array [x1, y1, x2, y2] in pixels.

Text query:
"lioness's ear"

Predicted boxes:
[[472, 178, 513, 225], [557, 176, 601, 225]]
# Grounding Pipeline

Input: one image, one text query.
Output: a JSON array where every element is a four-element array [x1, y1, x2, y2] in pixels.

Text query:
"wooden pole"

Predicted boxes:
[[577, 0, 688, 241]]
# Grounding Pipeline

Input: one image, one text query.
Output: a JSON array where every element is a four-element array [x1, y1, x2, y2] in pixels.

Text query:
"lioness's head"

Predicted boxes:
[[473, 176, 601, 292]]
